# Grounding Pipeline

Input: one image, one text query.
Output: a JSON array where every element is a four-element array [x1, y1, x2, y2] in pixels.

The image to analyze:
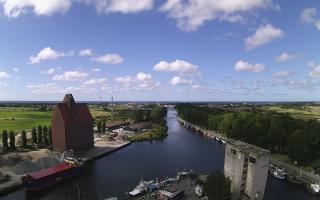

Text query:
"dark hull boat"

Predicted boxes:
[[21, 158, 84, 192]]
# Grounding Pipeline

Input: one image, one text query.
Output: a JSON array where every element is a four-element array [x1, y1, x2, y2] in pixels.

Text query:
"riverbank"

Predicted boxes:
[[128, 123, 168, 143], [178, 116, 320, 196]]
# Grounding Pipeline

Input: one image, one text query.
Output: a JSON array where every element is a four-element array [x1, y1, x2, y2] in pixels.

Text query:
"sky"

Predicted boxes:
[[0, 0, 319, 101]]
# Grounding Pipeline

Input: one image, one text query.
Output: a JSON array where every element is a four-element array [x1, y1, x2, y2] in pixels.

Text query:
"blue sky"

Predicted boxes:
[[0, 0, 319, 101]]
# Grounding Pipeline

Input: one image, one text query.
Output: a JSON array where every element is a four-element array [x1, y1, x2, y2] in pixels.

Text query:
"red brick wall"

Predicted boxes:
[[51, 106, 66, 153]]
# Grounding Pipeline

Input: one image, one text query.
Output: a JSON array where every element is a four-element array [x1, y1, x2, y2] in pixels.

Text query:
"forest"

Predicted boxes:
[[176, 104, 320, 167]]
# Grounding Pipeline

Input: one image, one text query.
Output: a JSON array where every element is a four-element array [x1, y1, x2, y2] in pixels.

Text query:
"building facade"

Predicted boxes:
[[224, 140, 270, 200], [51, 94, 94, 153]]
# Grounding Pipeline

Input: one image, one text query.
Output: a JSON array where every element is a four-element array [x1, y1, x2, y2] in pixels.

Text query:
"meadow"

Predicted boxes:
[[262, 105, 320, 120], [0, 106, 111, 133]]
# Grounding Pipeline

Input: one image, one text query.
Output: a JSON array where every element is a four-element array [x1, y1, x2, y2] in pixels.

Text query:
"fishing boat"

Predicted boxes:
[[21, 158, 84, 191], [269, 166, 287, 180]]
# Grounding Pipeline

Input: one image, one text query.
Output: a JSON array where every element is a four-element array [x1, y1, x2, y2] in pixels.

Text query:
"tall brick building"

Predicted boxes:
[[51, 94, 94, 153]]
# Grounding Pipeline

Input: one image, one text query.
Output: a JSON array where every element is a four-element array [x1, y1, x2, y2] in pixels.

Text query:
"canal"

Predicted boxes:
[[1, 109, 317, 199]]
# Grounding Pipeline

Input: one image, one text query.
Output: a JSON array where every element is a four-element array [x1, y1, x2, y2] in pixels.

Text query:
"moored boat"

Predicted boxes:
[[21, 158, 84, 192]]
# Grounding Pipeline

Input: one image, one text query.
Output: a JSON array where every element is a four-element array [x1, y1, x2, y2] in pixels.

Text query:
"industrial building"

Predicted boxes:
[[224, 140, 270, 200], [51, 94, 94, 153]]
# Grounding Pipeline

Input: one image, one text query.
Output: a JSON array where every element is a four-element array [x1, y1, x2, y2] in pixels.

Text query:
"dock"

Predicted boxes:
[[76, 141, 131, 162]]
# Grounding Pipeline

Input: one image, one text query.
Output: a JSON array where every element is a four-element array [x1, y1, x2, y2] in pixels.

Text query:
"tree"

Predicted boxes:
[[31, 127, 37, 144], [37, 125, 43, 144], [151, 105, 166, 124], [9, 131, 15, 150], [48, 126, 52, 145], [97, 121, 102, 133], [101, 120, 106, 134], [2, 130, 8, 149], [204, 171, 231, 200], [287, 130, 313, 165], [21, 130, 27, 148], [43, 125, 49, 146]]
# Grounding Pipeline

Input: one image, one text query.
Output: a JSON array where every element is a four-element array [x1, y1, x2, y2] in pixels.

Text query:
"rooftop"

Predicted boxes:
[[227, 139, 270, 156]]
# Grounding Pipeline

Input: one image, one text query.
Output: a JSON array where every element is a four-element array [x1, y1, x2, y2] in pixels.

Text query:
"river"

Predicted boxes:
[[1, 109, 317, 200]]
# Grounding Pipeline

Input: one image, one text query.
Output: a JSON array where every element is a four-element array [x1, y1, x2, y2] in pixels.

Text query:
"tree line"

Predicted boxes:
[[176, 104, 320, 166], [2, 125, 52, 151]]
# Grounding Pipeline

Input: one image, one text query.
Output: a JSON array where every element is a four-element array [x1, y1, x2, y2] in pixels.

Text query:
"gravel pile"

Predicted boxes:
[[12, 160, 40, 175], [36, 157, 61, 169], [5, 155, 23, 167]]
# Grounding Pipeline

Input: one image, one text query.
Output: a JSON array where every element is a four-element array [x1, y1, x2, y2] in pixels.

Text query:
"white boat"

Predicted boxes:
[[215, 137, 220, 141], [270, 169, 286, 180], [128, 180, 154, 196], [221, 139, 226, 144], [310, 183, 320, 193]]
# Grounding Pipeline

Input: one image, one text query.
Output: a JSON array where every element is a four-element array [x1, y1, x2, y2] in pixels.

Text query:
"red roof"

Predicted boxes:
[[28, 163, 73, 179]]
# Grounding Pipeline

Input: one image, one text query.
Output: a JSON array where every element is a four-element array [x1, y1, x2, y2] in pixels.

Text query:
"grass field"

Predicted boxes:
[[0, 107, 52, 132], [263, 105, 320, 120], [0, 106, 111, 133]]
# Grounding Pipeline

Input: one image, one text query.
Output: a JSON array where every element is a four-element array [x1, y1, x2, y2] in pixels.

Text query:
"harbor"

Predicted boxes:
[[0, 140, 130, 196]]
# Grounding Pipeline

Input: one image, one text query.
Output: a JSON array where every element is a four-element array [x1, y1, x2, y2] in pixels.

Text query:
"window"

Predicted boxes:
[[231, 149, 237, 155], [249, 156, 256, 163]]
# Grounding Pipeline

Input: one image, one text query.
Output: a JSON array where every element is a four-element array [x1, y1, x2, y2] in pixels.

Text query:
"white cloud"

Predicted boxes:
[[234, 60, 266, 73], [26, 83, 61, 94], [160, 0, 276, 32], [44, 68, 56, 74], [93, 0, 153, 14], [136, 72, 152, 81], [191, 84, 204, 89], [29, 47, 72, 64], [309, 63, 320, 78], [245, 24, 284, 49], [93, 53, 123, 64], [273, 70, 293, 78], [0, 0, 154, 18], [301, 7, 320, 31], [79, 48, 93, 56], [12, 67, 19, 72], [91, 68, 101, 72], [170, 76, 193, 85], [52, 71, 88, 81], [0, 0, 72, 18], [83, 78, 107, 85], [154, 60, 198, 74], [115, 72, 158, 90], [275, 53, 299, 62], [0, 71, 10, 79]]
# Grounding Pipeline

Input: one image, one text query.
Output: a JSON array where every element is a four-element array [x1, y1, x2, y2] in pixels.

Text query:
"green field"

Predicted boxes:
[[0, 107, 52, 132], [263, 105, 320, 120], [0, 106, 111, 133]]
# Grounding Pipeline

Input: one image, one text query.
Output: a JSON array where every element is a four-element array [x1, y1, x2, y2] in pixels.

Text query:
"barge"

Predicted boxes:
[[21, 158, 84, 192]]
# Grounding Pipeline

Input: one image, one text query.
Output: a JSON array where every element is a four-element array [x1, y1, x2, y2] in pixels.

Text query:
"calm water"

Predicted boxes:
[[1, 109, 317, 200]]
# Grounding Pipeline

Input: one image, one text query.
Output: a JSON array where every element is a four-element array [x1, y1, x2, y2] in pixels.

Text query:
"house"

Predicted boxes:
[[51, 94, 94, 153], [106, 121, 130, 131]]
